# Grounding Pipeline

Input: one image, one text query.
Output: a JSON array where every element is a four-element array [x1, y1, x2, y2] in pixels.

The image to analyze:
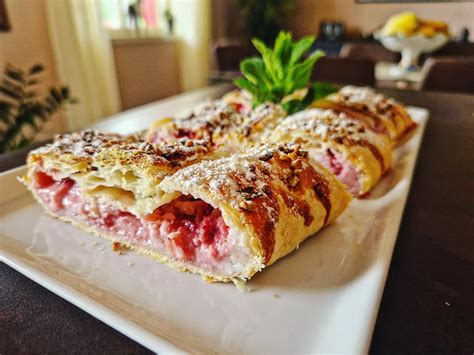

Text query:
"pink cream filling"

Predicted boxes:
[[32, 170, 248, 275], [311, 148, 361, 196]]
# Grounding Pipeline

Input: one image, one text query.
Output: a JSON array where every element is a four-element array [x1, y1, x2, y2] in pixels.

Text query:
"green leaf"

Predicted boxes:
[[240, 57, 272, 88], [29, 64, 45, 75], [312, 81, 338, 101], [2, 78, 23, 94], [17, 136, 33, 149], [27, 79, 39, 86], [289, 36, 315, 64], [251, 38, 280, 82], [234, 78, 257, 96], [0, 85, 22, 101], [60, 86, 70, 99], [4, 65, 24, 84], [236, 31, 327, 111], [50, 87, 63, 103], [274, 31, 293, 69]]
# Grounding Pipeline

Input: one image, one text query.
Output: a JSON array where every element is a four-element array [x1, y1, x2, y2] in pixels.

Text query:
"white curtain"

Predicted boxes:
[[46, 0, 120, 131], [170, 0, 211, 91]]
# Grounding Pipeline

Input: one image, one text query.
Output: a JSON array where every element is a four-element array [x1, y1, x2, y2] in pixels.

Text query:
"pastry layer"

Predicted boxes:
[[268, 108, 392, 196], [146, 100, 286, 150], [159, 144, 352, 279], [313, 86, 416, 142], [24, 142, 351, 283], [24, 130, 214, 216], [28, 168, 250, 278]]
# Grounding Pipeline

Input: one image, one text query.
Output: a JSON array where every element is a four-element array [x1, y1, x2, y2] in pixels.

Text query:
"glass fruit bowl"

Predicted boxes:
[[375, 31, 449, 72]]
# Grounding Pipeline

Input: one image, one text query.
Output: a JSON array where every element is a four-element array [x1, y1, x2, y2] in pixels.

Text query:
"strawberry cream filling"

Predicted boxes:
[[310, 148, 361, 196], [32, 170, 250, 275]]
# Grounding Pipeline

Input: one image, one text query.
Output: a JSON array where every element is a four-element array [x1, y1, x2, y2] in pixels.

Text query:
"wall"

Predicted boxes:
[[0, 0, 64, 138], [211, 0, 245, 40], [288, 0, 474, 38], [172, 0, 211, 91]]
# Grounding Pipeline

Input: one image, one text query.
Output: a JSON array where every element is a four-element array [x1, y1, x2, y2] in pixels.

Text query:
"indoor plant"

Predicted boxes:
[[0, 63, 76, 154]]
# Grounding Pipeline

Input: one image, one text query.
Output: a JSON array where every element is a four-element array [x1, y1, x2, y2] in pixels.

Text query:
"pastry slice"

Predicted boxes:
[[268, 108, 392, 196], [23, 138, 351, 283], [150, 144, 350, 282], [146, 99, 286, 150], [313, 86, 417, 142], [22, 130, 213, 222]]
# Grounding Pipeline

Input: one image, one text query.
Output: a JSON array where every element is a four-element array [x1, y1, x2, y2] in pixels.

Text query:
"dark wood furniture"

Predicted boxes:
[[1, 89, 473, 353], [420, 57, 474, 94], [340, 42, 400, 62], [312, 56, 375, 86]]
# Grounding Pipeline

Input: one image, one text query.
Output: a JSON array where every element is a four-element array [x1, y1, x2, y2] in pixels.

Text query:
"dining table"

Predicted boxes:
[[1, 85, 473, 353]]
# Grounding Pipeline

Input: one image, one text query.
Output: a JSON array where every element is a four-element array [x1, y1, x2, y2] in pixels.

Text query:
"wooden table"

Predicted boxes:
[[1, 87, 473, 353]]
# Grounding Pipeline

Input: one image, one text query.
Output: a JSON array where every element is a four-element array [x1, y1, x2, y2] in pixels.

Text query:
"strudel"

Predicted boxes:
[[312, 86, 417, 142], [268, 108, 392, 196], [146, 100, 286, 150], [23, 135, 350, 283]]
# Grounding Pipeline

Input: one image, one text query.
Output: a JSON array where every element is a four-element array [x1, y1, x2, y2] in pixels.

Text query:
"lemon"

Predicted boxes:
[[382, 12, 418, 36]]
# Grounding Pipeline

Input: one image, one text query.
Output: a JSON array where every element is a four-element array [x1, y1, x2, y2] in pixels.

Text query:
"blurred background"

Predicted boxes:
[[0, 0, 473, 148]]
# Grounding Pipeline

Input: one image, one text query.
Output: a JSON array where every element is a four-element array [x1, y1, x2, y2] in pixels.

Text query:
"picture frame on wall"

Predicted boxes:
[[0, 0, 11, 32]]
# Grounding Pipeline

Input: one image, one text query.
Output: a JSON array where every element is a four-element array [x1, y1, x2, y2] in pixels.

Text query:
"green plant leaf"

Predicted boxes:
[[50, 88, 63, 103], [274, 31, 293, 69], [312, 81, 338, 101], [289, 36, 315, 64], [60, 86, 70, 99], [0, 85, 22, 101], [4, 65, 24, 84], [240, 57, 272, 88], [234, 78, 257, 96], [234, 30, 326, 112], [29, 64, 45, 75]]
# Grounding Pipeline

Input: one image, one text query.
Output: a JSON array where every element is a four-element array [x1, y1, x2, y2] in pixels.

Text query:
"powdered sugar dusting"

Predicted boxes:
[[30, 130, 212, 168], [281, 109, 367, 144], [335, 86, 398, 119]]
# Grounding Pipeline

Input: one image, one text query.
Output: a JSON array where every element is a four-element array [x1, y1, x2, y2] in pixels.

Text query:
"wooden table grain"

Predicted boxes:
[[1, 87, 473, 354]]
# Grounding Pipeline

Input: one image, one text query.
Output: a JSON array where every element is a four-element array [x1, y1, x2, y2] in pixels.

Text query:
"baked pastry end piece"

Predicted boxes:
[[23, 137, 351, 284]]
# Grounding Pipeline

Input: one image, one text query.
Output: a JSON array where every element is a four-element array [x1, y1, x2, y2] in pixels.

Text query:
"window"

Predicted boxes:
[[99, 0, 170, 37]]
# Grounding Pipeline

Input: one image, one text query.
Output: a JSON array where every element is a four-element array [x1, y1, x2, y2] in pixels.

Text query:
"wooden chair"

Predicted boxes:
[[420, 57, 474, 94], [312, 56, 375, 86], [340, 42, 400, 63], [212, 41, 255, 72]]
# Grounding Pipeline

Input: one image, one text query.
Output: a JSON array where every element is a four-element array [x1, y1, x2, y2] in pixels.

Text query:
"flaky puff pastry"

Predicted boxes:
[[312, 86, 417, 143], [268, 108, 393, 196], [145, 100, 286, 151], [22, 130, 214, 217], [159, 144, 351, 282]]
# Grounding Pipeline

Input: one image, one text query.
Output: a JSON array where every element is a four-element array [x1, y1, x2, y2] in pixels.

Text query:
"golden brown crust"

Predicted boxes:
[[145, 100, 286, 150], [319, 86, 417, 142], [160, 144, 351, 278], [268, 108, 393, 195], [26, 130, 215, 216]]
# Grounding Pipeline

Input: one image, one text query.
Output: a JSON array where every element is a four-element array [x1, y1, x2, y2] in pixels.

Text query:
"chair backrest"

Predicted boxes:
[[212, 41, 255, 72], [421, 42, 474, 63], [420, 57, 474, 94], [340, 42, 400, 63], [430, 42, 474, 58], [312, 56, 375, 86]]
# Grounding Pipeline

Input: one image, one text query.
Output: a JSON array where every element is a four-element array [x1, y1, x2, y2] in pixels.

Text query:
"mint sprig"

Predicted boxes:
[[234, 31, 337, 114]]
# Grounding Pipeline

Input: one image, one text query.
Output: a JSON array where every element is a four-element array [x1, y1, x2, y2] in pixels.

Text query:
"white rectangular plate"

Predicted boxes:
[[0, 107, 428, 353]]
